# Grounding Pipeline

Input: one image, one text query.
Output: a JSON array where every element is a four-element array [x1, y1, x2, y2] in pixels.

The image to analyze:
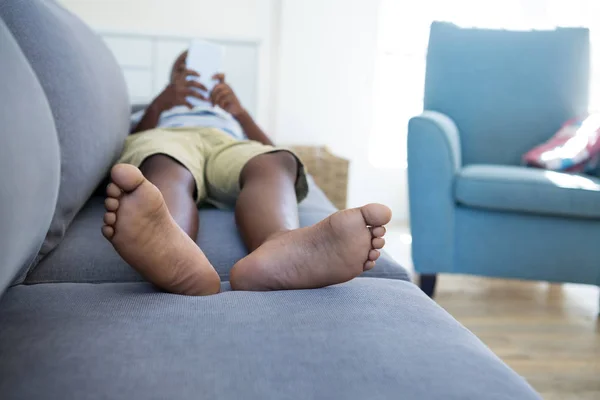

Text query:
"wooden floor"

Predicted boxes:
[[385, 227, 600, 400], [436, 276, 600, 400]]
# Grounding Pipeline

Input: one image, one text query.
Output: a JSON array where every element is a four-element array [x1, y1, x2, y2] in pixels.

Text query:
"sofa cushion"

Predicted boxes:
[[0, 17, 60, 292], [455, 165, 600, 219], [27, 180, 409, 284], [0, 0, 130, 263], [0, 279, 540, 400]]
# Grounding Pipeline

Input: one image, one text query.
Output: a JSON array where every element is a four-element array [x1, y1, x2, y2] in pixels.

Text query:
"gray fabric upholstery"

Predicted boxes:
[[0, 17, 60, 292], [0, 279, 540, 400], [0, 0, 130, 263], [27, 180, 409, 284]]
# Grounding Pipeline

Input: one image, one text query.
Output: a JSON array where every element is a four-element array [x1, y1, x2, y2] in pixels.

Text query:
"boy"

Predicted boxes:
[[102, 51, 391, 295]]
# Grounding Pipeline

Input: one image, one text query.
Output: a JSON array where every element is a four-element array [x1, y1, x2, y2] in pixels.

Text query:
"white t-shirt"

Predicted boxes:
[[131, 105, 245, 140]]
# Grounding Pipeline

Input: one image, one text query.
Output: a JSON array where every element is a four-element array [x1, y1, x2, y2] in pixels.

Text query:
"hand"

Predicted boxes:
[[154, 69, 207, 110], [210, 73, 245, 117]]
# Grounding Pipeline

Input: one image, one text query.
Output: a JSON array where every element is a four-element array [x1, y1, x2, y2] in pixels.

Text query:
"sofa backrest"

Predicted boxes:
[[424, 22, 590, 166], [0, 0, 130, 285], [0, 18, 60, 294]]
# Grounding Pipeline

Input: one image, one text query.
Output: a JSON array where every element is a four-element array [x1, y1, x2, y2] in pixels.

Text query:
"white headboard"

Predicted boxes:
[[100, 31, 260, 116]]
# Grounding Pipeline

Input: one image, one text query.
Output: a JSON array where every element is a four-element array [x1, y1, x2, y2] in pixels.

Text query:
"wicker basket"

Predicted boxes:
[[290, 146, 349, 210]]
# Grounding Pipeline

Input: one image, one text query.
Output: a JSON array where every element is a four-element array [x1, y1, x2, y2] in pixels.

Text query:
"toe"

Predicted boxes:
[[363, 260, 376, 271], [104, 212, 117, 226], [106, 182, 123, 198], [359, 203, 392, 227], [101, 225, 114, 239], [105, 197, 119, 211], [371, 226, 386, 238], [111, 164, 146, 193], [372, 237, 385, 250], [368, 249, 380, 261]]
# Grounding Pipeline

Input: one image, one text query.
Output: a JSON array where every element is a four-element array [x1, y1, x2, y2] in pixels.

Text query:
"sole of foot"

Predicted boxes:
[[230, 203, 391, 291], [102, 164, 220, 296]]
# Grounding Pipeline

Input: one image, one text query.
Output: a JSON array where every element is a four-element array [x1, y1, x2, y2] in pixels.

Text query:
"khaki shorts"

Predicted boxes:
[[117, 127, 308, 208]]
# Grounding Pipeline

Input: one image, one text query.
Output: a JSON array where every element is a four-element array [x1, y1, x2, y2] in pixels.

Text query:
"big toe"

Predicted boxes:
[[111, 164, 145, 193], [360, 203, 392, 227]]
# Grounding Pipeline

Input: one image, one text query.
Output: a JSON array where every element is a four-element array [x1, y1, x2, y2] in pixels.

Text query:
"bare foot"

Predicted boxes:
[[102, 164, 220, 296], [229, 204, 392, 291]]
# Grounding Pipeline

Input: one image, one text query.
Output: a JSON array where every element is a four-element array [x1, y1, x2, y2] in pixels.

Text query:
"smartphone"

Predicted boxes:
[[186, 39, 225, 108]]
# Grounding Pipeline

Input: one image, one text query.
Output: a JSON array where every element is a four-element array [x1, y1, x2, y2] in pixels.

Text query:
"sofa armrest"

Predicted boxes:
[[407, 111, 461, 274], [131, 103, 149, 114]]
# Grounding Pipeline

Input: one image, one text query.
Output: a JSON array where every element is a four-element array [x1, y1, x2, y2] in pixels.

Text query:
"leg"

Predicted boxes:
[[102, 164, 220, 296], [229, 151, 392, 291], [235, 152, 300, 251], [419, 274, 438, 298], [139, 154, 198, 239]]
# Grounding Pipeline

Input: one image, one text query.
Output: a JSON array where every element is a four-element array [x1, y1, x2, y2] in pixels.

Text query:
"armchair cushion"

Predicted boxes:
[[455, 165, 600, 219]]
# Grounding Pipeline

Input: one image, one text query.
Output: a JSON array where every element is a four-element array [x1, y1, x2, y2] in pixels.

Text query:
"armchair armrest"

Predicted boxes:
[[407, 111, 461, 273], [408, 111, 461, 171]]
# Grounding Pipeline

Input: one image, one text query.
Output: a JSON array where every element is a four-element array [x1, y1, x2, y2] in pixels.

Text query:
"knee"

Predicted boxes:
[[139, 154, 176, 174], [269, 151, 298, 174], [141, 155, 196, 195], [243, 151, 298, 181]]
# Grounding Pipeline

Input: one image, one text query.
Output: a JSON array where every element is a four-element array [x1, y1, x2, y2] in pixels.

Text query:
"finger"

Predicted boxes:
[[212, 73, 225, 83], [186, 80, 207, 91], [211, 83, 227, 95], [172, 51, 188, 73], [214, 90, 232, 107], [210, 85, 227, 104], [185, 89, 207, 101], [176, 50, 188, 65], [215, 93, 231, 109], [184, 69, 200, 78], [185, 100, 194, 109]]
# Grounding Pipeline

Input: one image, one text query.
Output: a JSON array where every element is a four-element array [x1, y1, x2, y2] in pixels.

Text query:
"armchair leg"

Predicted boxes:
[[419, 274, 438, 298]]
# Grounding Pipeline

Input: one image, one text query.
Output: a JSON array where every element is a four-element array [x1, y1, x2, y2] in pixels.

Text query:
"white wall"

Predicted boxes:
[[275, 0, 408, 221], [59, 0, 280, 129], [60, 0, 409, 222], [61, 0, 267, 38]]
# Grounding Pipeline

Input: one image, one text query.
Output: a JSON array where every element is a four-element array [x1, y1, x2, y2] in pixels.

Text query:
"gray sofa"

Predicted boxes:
[[0, 1, 540, 399]]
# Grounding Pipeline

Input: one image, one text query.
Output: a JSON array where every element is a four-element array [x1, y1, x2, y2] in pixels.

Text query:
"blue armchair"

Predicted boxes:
[[408, 22, 600, 300]]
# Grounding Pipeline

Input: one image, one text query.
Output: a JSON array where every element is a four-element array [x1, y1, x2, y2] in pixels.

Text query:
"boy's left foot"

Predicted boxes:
[[230, 204, 391, 291]]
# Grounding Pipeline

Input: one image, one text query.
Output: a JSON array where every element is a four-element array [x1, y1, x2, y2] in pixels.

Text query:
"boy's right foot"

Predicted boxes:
[[102, 164, 220, 296]]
